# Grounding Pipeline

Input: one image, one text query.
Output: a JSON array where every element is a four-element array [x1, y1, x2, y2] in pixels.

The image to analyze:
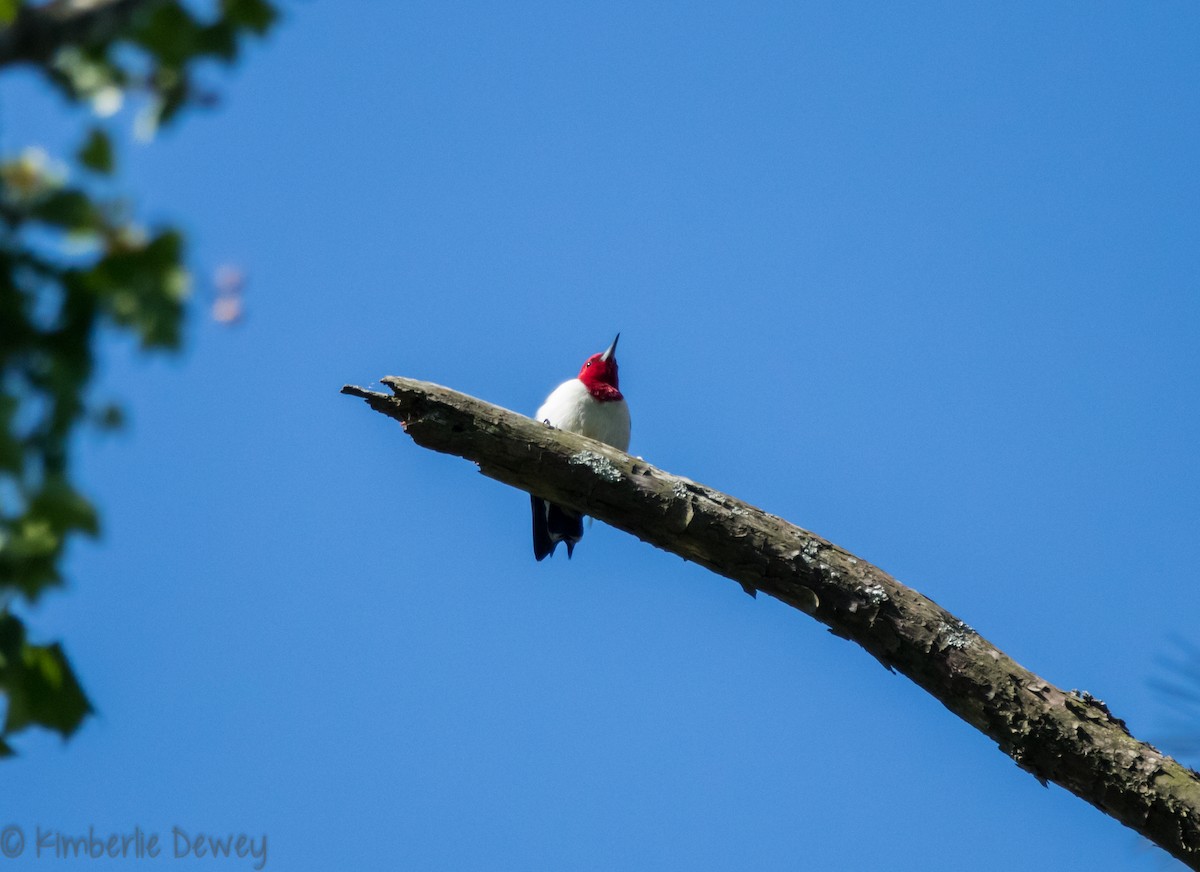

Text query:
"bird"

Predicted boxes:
[[531, 333, 631, 560]]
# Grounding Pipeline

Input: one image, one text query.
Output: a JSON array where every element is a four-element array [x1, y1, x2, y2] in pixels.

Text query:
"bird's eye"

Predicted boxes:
[[586, 361, 592, 367]]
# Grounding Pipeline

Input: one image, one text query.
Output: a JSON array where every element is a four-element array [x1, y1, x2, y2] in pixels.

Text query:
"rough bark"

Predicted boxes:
[[343, 375, 1200, 868], [0, 0, 161, 68]]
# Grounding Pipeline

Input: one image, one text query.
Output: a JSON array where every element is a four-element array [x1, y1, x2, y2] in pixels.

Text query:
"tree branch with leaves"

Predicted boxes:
[[0, 0, 277, 754]]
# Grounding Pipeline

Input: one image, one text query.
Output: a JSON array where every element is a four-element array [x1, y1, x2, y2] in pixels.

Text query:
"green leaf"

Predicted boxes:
[[0, 0, 20, 26], [1, 634, 93, 738], [130, 3, 204, 67], [77, 128, 115, 175], [79, 229, 188, 348], [5, 518, 59, 559], [0, 392, 21, 473], [197, 21, 238, 61], [30, 477, 100, 538], [51, 47, 121, 101], [0, 613, 26, 660], [154, 75, 190, 128], [222, 0, 279, 35], [0, 517, 64, 600], [30, 189, 98, 231]]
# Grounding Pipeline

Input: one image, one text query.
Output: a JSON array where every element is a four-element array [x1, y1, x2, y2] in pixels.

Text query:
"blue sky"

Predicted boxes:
[[3, 2, 1199, 869]]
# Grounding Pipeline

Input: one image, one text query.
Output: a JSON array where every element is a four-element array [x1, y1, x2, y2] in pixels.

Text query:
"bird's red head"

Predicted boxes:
[[578, 333, 622, 400]]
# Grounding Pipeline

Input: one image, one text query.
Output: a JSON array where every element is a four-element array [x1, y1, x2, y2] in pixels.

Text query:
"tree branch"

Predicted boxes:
[[0, 0, 162, 68], [343, 375, 1200, 868]]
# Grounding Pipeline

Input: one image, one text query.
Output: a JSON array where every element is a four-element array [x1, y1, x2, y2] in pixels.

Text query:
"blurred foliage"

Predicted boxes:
[[0, 0, 277, 754]]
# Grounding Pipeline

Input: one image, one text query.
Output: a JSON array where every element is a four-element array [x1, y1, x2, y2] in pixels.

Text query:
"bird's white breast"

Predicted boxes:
[[536, 379, 631, 452]]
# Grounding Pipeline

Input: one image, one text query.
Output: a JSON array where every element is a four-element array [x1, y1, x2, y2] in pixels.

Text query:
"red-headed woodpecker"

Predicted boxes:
[[531, 333, 631, 560]]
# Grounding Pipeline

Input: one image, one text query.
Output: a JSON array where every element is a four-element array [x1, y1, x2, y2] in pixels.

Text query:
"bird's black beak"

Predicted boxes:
[[601, 333, 620, 362]]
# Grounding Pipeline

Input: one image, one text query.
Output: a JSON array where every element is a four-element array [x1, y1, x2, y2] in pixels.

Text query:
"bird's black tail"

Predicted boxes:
[[531, 495, 584, 561]]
